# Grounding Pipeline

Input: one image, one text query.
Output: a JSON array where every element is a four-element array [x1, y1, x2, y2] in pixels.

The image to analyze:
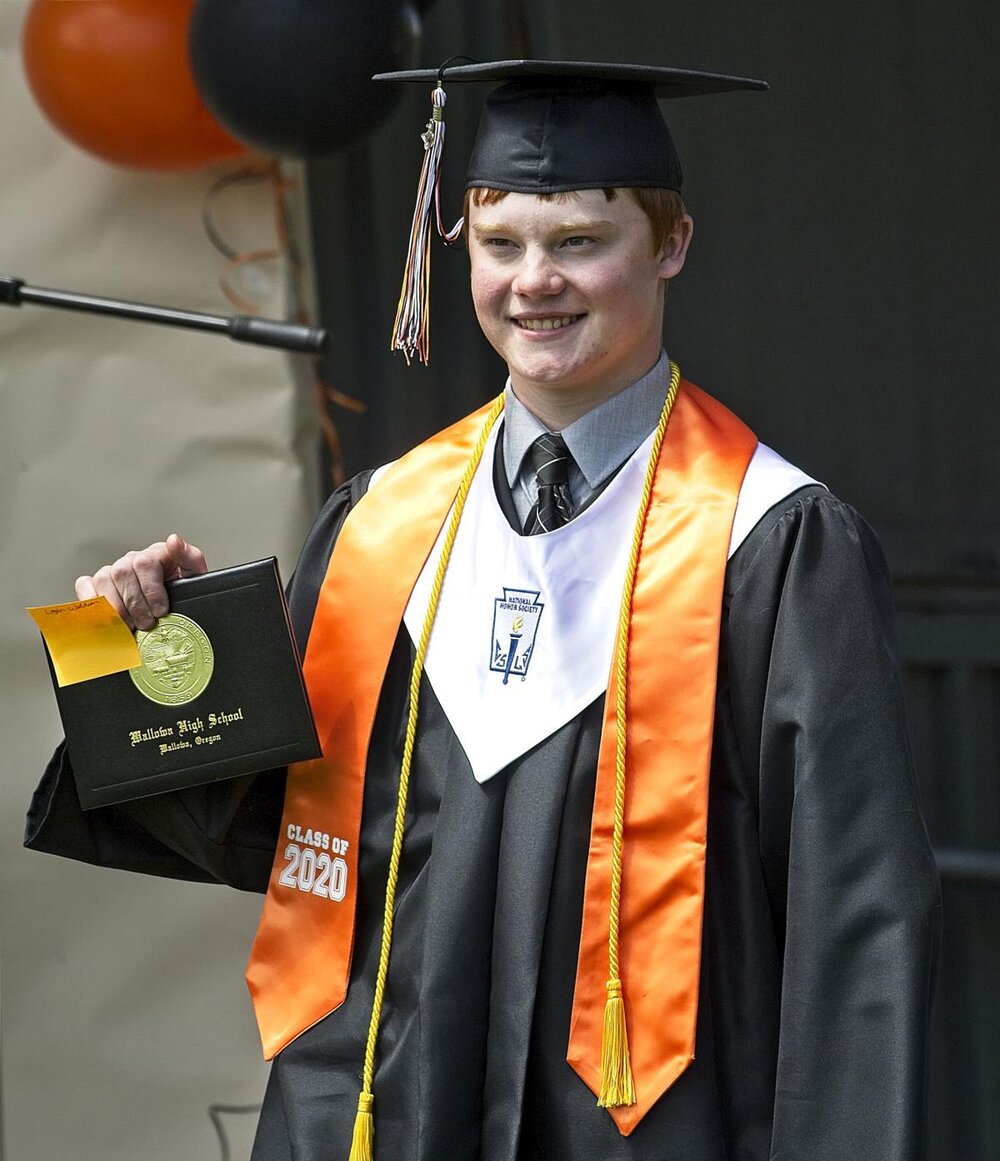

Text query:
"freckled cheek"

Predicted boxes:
[[603, 269, 648, 299], [471, 274, 511, 324]]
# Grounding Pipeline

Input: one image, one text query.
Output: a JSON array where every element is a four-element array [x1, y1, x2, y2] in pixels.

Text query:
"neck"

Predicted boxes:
[[511, 360, 663, 431]]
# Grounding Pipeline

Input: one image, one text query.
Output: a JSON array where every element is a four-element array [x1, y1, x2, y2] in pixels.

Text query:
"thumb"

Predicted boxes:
[[165, 533, 208, 578]]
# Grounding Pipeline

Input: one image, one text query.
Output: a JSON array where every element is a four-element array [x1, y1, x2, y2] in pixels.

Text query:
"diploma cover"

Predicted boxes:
[[47, 558, 320, 809]]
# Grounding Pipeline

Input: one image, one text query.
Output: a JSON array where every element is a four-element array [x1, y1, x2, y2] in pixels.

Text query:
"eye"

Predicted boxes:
[[560, 235, 597, 249], [481, 236, 517, 252]]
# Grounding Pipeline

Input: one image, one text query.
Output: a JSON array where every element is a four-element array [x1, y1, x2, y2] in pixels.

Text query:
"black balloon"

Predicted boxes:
[[189, 0, 420, 157]]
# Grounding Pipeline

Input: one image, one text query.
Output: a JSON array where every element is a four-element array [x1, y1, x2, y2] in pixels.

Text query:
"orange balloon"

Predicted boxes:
[[21, 0, 249, 170]]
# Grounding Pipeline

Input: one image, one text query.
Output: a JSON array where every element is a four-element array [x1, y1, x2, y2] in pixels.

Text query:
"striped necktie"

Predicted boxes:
[[523, 432, 574, 534]]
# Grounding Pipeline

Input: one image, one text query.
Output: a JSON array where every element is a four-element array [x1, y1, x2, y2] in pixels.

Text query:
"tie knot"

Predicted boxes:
[[527, 432, 570, 487]]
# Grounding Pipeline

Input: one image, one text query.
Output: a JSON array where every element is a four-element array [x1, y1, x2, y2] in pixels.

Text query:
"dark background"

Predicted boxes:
[[306, 2, 999, 1157]]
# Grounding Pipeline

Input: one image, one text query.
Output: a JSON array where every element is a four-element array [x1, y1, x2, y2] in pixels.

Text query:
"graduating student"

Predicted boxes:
[[27, 61, 941, 1161]]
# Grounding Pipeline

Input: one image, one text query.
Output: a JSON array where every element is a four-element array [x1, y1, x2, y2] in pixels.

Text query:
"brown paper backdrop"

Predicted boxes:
[[0, 4, 320, 1158]]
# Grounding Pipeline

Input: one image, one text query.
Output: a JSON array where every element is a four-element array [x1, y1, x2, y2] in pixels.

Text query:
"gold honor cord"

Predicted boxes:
[[348, 363, 680, 1157], [598, 359, 681, 1108], [348, 394, 505, 1161]]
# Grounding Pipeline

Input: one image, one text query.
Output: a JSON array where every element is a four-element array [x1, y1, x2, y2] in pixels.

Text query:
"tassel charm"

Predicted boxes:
[[347, 1091, 374, 1161], [597, 978, 636, 1108]]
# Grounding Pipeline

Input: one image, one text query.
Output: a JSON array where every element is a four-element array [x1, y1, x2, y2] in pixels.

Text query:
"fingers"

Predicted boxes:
[[74, 537, 208, 633], [75, 562, 136, 626], [99, 550, 165, 632]]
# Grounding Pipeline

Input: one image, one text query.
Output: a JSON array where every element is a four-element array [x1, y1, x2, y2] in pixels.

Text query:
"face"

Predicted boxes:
[[467, 189, 691, 425]]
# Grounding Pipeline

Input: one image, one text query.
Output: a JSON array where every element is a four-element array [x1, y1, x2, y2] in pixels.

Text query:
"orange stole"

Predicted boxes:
[[245, 383, 757, 1134], [245, 399, 497, 1058], [569, 383, 756, 1133]]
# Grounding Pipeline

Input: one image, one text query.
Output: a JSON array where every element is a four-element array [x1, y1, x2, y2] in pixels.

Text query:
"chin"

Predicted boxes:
[[509, 349, 594, 387]]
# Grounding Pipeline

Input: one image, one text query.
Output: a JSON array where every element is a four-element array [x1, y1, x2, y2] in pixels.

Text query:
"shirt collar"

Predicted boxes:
[[503, 351, 671, 490]]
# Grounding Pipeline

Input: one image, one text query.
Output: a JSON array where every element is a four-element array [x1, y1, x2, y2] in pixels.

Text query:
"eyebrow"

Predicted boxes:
[[470, 219, 616, 237]]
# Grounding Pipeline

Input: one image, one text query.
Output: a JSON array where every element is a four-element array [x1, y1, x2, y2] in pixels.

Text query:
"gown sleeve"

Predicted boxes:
[[723, 487, 942, 1161], [23, 471, 374, 892]]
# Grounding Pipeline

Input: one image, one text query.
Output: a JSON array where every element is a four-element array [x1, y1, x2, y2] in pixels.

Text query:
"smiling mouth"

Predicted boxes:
[[513, 314, 584, 332]]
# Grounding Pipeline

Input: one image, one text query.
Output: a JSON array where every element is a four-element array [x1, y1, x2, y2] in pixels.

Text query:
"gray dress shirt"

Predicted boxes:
[[502, 351, 672, 528]]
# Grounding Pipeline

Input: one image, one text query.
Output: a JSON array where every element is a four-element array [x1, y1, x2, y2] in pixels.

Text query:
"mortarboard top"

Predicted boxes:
[[372, 60, 768, 363], [373, 60, 769, 194]]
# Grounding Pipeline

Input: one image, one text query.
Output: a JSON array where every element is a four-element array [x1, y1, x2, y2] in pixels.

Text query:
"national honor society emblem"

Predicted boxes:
[[130, 613, 215, 706], [490, 588, 544, 683]]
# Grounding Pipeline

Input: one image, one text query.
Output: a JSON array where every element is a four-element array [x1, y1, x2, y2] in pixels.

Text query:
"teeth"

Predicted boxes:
[[516, 315, 579, 331]]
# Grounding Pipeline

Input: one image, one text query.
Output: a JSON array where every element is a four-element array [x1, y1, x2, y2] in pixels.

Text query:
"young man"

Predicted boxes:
[[28, 63, 940, 1161]]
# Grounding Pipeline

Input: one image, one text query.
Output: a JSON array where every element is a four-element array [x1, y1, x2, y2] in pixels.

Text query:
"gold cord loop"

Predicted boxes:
[[346, 365, 680, 1149]]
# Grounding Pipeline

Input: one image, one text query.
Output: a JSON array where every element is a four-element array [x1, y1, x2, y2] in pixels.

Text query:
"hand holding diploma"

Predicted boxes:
[[74, 534, 208, 631], [33, 556, 320, 807]]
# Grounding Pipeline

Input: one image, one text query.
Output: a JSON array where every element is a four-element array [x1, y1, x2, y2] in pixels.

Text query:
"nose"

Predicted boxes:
[[511, 245, 565, 298]]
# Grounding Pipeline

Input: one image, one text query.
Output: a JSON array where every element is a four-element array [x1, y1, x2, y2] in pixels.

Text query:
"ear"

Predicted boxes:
[[657, 213, 694, 280]]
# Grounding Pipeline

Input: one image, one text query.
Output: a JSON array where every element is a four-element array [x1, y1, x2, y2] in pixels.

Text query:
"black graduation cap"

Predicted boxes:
[[372, 60, 768, 362]]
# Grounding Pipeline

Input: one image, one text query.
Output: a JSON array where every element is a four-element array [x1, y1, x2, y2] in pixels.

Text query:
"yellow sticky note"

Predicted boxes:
[[27, 597, 142, 687]]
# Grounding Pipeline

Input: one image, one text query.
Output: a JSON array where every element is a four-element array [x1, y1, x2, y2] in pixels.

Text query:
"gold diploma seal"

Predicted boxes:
[[129, 613, 214, 706]]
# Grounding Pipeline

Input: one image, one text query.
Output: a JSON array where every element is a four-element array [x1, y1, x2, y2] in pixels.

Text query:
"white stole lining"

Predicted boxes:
[[402, 424, 654, 783], [378, 431, 819, 783]]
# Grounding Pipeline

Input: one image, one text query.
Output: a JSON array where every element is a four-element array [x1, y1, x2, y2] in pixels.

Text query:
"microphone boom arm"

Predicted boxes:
[[0, 275, 327, 355]]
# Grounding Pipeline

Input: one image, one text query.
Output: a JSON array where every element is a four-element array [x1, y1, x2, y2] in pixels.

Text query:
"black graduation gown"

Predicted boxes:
[[25, 470, 942, 1161]]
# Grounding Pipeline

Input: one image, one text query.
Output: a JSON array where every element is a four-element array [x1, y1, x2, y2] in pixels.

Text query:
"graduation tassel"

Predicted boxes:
[[597, 361, 681, 1110], [390, 83, 464, 366], [347, 1093, 374, 1161]]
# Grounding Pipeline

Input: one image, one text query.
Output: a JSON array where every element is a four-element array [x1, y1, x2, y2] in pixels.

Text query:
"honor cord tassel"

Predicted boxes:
[[347, 1093, 374, 1161], [599, 979, 635, 1107], [597, 361, 681, 1109]]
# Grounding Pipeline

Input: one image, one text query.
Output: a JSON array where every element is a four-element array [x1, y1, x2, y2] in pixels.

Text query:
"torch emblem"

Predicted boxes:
[[490, 588, 544, 683]]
